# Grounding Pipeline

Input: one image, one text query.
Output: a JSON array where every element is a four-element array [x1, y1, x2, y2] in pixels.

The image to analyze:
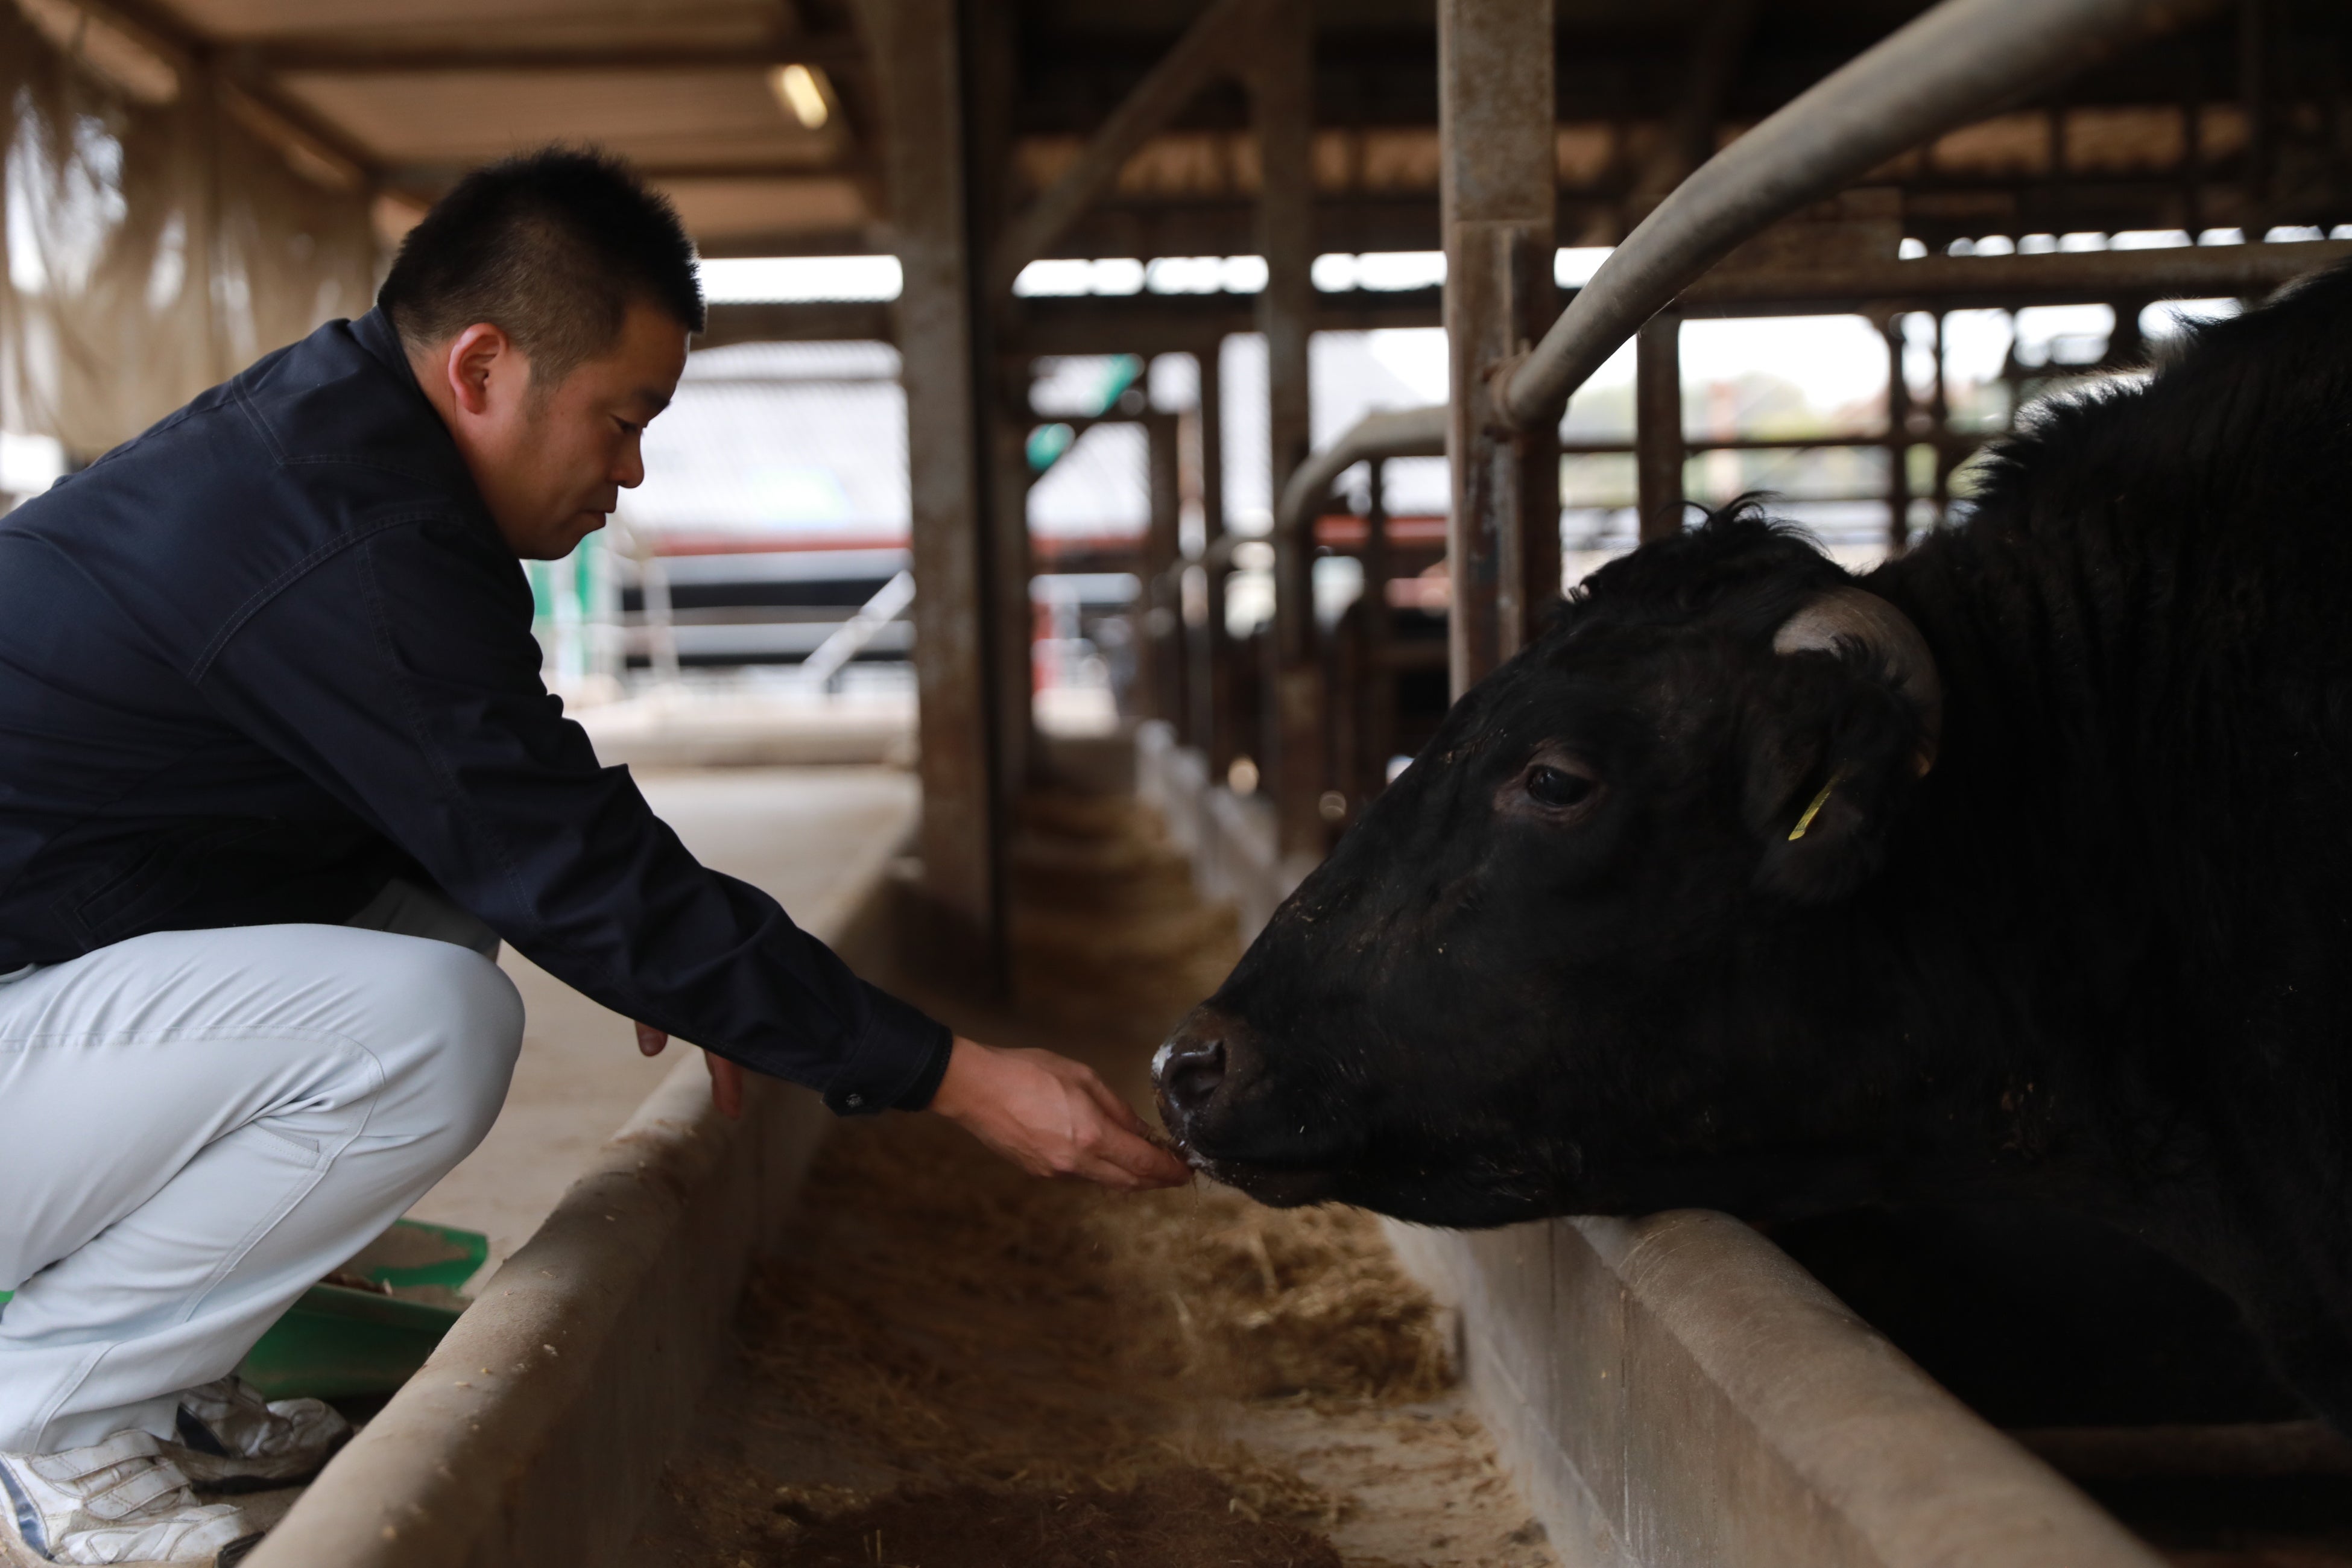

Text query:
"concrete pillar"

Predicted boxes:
[[1254, 0, 1321, 853], [872, 0, 1006, 970], [1440, 0, 1559, 698], [1636, 312, 1686, 542]]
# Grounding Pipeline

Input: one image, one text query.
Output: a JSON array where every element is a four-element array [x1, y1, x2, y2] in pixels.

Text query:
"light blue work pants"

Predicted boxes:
[[0, 904, 522, 1454]]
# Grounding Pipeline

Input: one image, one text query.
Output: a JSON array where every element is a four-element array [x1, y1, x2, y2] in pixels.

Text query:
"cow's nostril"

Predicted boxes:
[[1156, 1035, 1227, 1116]]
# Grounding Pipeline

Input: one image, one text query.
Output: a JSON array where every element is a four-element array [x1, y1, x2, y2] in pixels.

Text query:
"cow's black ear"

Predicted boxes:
[[1743, 650, 1926, 904]]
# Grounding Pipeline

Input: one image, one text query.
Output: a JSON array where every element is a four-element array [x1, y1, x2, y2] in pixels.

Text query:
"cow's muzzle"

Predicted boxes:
[[1151, 1005, 1239, 1149], [1153, 1031, 1225, 1127], [1152, 1005, 1341, 1207]]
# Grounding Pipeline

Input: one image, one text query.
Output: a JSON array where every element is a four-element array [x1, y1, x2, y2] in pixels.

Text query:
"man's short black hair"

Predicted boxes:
[[378, 146, 704, 385]]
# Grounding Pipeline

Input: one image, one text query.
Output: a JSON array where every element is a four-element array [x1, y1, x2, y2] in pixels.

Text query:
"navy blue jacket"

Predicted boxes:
[[0, 309, 950, 1114]]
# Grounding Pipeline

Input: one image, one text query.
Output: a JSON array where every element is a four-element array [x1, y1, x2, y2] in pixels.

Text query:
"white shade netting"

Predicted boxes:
[[1, 1, 378, 462]]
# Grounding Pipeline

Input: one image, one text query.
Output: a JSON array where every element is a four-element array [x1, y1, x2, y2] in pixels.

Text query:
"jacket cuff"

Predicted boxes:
[[890, 1027, 955, 1111], [822, 981, 953, 1116]]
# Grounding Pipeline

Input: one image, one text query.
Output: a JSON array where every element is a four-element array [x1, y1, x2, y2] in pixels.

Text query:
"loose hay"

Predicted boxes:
[[668, 1093, 1458, 1564], [636, 789, 1520, 1567], [735, 1113, 1411, 1517], [1106, 1183, 1455, 1405], [770, 1470, 1344, 1568]]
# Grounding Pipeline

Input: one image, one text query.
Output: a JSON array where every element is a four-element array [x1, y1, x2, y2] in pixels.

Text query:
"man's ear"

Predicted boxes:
[[442, 323, 513, 418], [1743, 650, 1930, 904]]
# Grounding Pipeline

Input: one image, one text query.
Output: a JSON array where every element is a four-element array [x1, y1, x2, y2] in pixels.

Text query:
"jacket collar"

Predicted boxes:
[[350, 305, 415, 387], [344, 308, 510, 552]]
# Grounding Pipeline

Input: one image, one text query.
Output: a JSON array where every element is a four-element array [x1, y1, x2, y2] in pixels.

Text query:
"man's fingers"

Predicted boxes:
[[1073, 1070, 1157, 1139], [1044, 1064, 1185, 1187], [640, 1026, 741, 1120], [930, 1037, 1189, 1189], [706, 1052, 744, 1120], [1067, 1099, 1189, 1187], [1096, 1151, 1190, 1189]]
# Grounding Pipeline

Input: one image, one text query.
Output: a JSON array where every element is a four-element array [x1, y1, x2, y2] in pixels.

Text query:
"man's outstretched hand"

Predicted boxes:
[[930, 1037, 1190, 1190], [636, 1022, 744, 1120], [631, 1026, 1187, 1190]]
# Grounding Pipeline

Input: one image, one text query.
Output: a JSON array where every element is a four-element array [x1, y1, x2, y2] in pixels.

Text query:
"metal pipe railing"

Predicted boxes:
[[1494, 0, 2211, 430], [798, 569, 916, 692], [1272, 403, 1447, 553]]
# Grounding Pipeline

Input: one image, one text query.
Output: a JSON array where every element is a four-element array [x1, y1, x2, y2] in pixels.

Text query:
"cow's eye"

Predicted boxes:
[[1526, 764, 1595, 809]]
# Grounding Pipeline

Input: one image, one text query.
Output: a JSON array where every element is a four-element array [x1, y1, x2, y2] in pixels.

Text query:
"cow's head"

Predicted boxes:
[[1153, 511, 1943, 1227]]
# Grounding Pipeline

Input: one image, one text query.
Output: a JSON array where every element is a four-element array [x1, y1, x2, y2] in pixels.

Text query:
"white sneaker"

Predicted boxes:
[[164, 1379, 348, 1490], [0, 1430, 256, 1565]]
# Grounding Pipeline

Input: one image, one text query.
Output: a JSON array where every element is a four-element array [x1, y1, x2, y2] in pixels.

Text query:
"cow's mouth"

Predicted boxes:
[[1174, 1143, 1341, 1208], [1158, 1089, 1354, 1207]]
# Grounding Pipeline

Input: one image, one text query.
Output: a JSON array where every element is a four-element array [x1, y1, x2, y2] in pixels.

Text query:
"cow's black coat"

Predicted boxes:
[[1157, 261, 2352, 1428]]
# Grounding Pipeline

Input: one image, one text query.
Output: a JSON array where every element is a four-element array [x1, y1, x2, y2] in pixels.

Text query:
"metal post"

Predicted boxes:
[[2107, 296, 2147, 368], [1635, 312, 1686, 542], [967, 4, 1034, 803], [874, 0, 1004, 970], [990, 403, 1035, 794], [1440, 0, 1558, 697], [1930, 310, 1953, 527], [1254, 0, 1321, 852], [1362, 457, 1394, 798], [1175, 400, 1204, 750], [2240, 0, 2269, 223], [1885, 311, 1912, 555], [1193, 346, 1234, 776], [1629, 0, 1763, 213], [1143, 408, 1184, 726], [2181, 68, 2205, 236]]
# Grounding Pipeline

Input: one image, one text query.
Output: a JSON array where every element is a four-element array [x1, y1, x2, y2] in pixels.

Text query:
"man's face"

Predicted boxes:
[[422, 301, 690, 560]]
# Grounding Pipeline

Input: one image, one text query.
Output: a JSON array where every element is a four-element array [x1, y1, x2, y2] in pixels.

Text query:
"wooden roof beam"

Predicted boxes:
[[987, 0, 1264, 297], [34, 0, 382, 190], [1628, 0, 1763, 209], [232, 34, 866, 76]]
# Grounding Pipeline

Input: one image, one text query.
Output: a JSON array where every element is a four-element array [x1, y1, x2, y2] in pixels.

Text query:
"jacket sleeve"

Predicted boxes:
[[195, 511, 952, 1115]]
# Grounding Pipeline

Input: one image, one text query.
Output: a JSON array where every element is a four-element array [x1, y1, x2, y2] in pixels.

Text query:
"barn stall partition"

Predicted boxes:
[[1140, 0, 2352, 1561]]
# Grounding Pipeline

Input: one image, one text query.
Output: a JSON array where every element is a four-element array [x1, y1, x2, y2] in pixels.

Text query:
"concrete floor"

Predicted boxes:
[[402, 765, 919, 1277]]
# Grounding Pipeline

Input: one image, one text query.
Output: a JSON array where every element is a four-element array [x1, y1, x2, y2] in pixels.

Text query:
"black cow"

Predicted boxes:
[[1154, 260, 2352, 1429]]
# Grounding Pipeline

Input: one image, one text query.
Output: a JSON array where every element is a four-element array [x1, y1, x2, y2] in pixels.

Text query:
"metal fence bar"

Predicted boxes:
[[1495, 0, 2211, 431], [1272, 403, 1449, 551], [798, 570, 917, 692]]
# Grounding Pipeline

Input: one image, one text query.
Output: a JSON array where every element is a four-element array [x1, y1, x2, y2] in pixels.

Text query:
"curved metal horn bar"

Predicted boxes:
[[1774, 586, 1944, 773], [1494, 0, 2210, 432], [1273, 403, 1448, 547]]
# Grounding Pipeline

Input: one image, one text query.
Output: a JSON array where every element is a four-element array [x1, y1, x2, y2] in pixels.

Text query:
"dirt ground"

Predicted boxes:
[[628, 792, 1561, 1568]]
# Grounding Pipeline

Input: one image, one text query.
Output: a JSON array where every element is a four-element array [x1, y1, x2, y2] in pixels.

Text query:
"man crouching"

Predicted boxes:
[[0, 148, 1185, 1567]]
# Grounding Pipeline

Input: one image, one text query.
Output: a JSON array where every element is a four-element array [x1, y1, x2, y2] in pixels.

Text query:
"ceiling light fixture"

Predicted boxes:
[[769, 63, 830, 130]]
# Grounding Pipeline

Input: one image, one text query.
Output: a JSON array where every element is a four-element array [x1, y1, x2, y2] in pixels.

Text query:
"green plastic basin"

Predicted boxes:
[[0, 1219, 489, 1402]]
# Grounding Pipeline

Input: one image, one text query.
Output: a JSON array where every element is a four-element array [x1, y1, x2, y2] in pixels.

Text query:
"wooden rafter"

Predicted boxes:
[[235, 34, 866, 76], [986, 0, 1264, 297]]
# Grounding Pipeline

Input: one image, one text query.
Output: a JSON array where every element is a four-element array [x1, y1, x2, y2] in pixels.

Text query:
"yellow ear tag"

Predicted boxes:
[[1787, 771, 1847, 841]]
